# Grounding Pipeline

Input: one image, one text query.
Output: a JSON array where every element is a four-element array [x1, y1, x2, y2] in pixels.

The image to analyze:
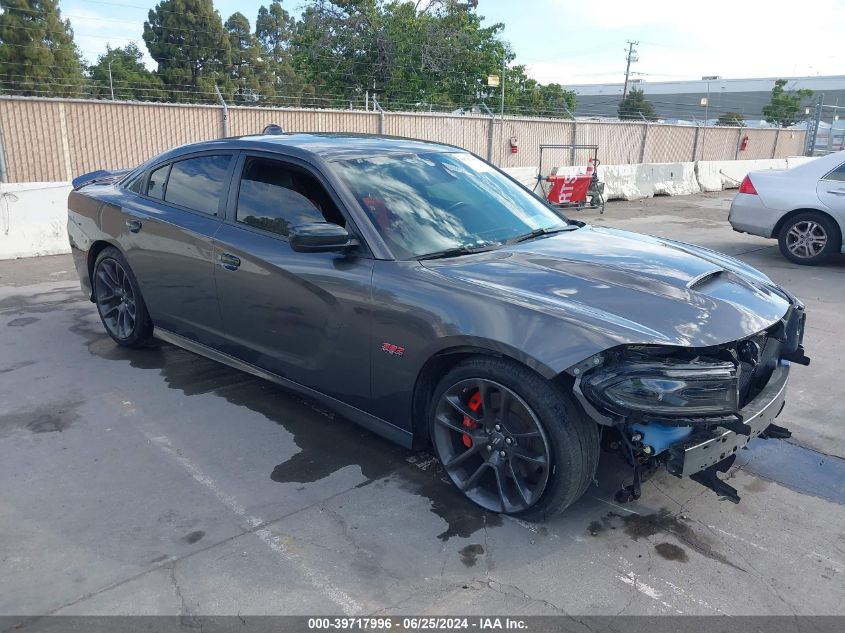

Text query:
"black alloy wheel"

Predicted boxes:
[[429, 357, 600, 520], [432, 378, 552, 514], [93, 247, 153, 347]]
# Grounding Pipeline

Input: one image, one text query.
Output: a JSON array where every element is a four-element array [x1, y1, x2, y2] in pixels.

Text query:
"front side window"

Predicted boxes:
[[331, 152, 569, 259], [163, 155, 232, 215], [235, 157, 344, 237], [822, 162, 845, 182]]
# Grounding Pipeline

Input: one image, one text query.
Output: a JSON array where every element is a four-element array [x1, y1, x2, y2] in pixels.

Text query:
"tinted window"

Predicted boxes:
[[125, 171, 145, 194], [164, 155, 232, 215], [236, 157, 343, 237], [147, 164, 169, 199], [823, 162, 845, 182]]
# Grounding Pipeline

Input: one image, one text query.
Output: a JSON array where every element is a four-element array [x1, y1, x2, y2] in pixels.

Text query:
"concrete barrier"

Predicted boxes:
[[786, 156, 817, 169], [696, 159, 788, 192], [0, 182, 72, 260]]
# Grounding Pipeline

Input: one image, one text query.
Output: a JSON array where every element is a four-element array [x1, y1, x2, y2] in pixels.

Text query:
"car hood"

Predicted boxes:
[[422, 225, 792, 348]]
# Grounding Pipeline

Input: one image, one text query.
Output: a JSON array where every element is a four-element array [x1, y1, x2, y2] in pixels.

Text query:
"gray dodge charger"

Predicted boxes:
[[67, 134, 810, 520]]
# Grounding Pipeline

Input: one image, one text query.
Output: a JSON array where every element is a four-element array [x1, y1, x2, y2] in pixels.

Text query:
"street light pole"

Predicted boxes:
[[108, 61, 115, 100]]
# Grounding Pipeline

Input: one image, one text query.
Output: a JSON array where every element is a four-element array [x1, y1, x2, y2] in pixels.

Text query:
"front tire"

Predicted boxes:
[[93, 247, 154, 347], [778, 212, 841, 265], [428, 357, 599, 521]]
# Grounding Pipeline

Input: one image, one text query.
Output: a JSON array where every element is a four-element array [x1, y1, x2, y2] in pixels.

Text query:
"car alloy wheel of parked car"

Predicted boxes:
[[778, 212, 841, 265], [429, 357, 598, 520], [93, 247, 154, 347]]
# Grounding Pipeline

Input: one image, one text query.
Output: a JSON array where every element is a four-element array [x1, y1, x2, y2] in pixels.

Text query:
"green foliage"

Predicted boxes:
[[0, 0, 86, 96], [716, 111, 745, 126], [762, 79, 813, 127], [617, 88, 657, 121], [225, 12, 264, 103], [143, 0, 232, 102], [88, 44, 165, 101], [255, 1, 310, 106], [290, 0, 575, 115]]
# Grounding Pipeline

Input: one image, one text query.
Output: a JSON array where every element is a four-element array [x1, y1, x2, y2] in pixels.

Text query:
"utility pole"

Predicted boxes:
[[622, 40, 639, 101], [108, 61, 115, 100]]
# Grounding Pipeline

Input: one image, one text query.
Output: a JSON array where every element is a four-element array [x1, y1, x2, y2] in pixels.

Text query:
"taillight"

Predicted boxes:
[[739, 175, 757, 195]]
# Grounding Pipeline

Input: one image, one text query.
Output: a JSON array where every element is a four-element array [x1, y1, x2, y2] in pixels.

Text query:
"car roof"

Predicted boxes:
[[161, 133, 463, 163]]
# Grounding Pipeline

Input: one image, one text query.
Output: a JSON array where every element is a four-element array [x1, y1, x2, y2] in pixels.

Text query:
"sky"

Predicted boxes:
[[62, 0, 844, 84]]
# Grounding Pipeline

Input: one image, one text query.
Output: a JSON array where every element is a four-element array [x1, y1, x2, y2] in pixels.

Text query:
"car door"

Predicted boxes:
[[117, 152, 236, 347], [817, 161, 845, 218], [212, 152, 374, 409]]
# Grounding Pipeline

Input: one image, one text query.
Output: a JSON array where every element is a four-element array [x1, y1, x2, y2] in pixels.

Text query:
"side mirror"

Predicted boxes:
[[289, 222, 358, 253]]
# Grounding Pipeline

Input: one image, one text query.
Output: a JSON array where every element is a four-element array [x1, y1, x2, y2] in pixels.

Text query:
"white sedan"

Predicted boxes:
[[729, 150, 845, 265]]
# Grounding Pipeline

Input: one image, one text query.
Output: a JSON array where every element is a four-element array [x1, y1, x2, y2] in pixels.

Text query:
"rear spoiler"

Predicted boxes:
[[72, 168, 131, 190]]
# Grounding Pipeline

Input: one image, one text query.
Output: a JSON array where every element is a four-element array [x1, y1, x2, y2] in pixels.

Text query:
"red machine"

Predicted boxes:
[[535, 144, 605, 213]]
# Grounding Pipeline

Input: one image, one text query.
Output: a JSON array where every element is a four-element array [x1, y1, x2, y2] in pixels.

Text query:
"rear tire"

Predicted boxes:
[[92, 246, 154, 348], [778, 212, 841, 265], [428, 356, 599, 521]]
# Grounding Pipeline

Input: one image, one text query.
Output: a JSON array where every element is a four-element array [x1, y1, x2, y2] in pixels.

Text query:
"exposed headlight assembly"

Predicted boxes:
[[582, 358, 738, 419]]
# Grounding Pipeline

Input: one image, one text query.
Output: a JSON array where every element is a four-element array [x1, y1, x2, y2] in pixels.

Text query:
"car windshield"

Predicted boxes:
[[331, 151, 570, 259]]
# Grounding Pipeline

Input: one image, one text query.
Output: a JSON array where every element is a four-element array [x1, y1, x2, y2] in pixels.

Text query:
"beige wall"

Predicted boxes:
[[0, 96, 807, 183]]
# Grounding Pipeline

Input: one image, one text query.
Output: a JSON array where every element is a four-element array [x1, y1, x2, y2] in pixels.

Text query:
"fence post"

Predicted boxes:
[[57, 102, 73, 181], [0, 122, 8, 183], [772, 128, 779, 159], [691, 125, 700, 162], [734, 127, 743, 160], [638, 115, 649, 163], [481, 103, 495, 163], [214, 86, 229, 138], [372, 97, 385, 135]]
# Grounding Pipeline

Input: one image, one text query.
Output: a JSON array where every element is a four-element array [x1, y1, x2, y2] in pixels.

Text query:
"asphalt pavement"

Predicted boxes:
[[1, 191, 843, 618]]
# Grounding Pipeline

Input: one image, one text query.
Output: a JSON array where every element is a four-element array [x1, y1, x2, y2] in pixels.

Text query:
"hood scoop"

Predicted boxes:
[[687, 268, 725, 291]]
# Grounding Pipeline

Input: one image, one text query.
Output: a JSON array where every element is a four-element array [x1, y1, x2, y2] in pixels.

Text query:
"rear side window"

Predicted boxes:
[[163, 155, 232, 215], [822, 162, 845, 182], [147, 164, 169, 199], [124, 171, 145, 194]]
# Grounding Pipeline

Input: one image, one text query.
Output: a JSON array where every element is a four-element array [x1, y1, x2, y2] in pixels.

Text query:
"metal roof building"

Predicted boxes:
[[568, 75, 845, 124]]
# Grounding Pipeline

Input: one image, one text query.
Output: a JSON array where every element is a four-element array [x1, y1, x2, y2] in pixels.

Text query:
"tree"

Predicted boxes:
[[617, 88, 657, 121], [88, 44, 165, 101], [225, 12, 264, 103], [255, 1, 307, 105], [0, 0, 86, 97], [716, 111, 745, 126], [143, 0, 232, 102], [762, 79, 813, 127], [290, 0, 572, 114]]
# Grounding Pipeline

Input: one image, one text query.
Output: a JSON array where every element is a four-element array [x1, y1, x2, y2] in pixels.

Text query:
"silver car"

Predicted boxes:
[[729, 150, 845, 265]]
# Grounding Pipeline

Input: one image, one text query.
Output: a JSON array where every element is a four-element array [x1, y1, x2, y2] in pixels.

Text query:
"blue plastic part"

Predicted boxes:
[[631, 422, 694, 455]]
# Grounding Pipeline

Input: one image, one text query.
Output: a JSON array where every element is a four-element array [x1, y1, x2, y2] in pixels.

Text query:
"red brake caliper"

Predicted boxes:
[[462, 391, 482, 448]]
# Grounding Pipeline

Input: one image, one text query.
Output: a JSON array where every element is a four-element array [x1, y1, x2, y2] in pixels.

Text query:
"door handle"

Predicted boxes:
[[125, 219, 142, 233], [827, 188, 845, 196], [219, 253, 241, 271]]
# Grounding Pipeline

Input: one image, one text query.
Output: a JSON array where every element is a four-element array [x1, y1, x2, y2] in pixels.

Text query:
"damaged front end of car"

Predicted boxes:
[[570, 300, 810, 504]]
